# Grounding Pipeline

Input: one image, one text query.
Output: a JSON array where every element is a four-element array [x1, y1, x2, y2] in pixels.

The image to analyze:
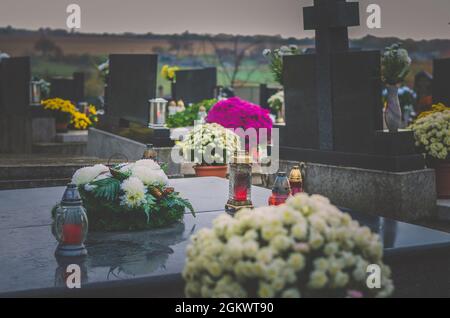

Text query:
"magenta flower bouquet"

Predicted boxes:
[[206, 97, 273, 147]]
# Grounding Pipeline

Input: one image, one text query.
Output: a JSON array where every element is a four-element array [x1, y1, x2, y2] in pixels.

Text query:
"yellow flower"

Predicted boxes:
[[168, 68, 176, 80], [88, 105, 97, 115], [161, 65, 180, 81], [417, 103, 450, 120], [161, 65, 169, 79], [71, 111, 92, 130]]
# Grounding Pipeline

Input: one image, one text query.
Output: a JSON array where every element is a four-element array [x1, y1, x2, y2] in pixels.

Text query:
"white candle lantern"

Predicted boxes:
[[148, 98, 168, 128]]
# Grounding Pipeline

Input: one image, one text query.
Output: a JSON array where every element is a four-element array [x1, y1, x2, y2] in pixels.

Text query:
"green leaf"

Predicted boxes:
[[109, 167, 131, 181], [90, 178, 121, 201], [165, 195, 195, 217]]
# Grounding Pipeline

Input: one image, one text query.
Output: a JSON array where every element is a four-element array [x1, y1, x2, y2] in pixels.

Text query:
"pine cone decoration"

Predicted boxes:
[[164, 187, 175, 195], [149, 186, 163, 199]]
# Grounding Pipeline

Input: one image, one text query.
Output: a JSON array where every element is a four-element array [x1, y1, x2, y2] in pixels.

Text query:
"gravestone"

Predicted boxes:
[[50, 72, 85, 104], [433, 58, 450, 106], [259, 84, 279, 110], [172, 67, 217, 104], [281, 0, 424, 172], [414, 71, 433, 101], [106, 54, 158, 127], [414, 71, 433, 113], [0, 57, 32, 153]]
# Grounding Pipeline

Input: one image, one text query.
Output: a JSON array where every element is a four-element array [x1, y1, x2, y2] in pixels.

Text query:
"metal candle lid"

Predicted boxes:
[[289, 166, 303, 183], [61, 183, 83, 206]]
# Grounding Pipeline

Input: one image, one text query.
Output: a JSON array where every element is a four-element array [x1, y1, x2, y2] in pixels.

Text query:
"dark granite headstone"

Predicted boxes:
[[414, 71, 433, 101], [259, 84, 279, 111], [172, 67, 216, 104], [303, 0, 360, 150], [433, 58, 450, 106], [0, 57, 32, 153], [331, 51, 383, 153], [107, 54, 158, 126], [283, 54, 318, 149], [50, 72, 85, 104], [281, 0, 424, 172]]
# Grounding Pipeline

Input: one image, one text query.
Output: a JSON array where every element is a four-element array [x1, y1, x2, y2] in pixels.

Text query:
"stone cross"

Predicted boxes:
[[303, 0, 360, 150]]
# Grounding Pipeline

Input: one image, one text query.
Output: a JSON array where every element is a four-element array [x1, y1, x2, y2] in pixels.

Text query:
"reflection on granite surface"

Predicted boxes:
[[54, 223, 192, 285], [86, 222, 191, 280]]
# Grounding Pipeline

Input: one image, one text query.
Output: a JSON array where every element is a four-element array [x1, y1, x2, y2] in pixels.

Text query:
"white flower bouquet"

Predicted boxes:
[[182, 123, 241, 166], [183, 193, 394, 298], [409, 105, 450, 161], [263, 45, 300, 85], [56, 160, 194, 231], [267, 90, 284, 114]]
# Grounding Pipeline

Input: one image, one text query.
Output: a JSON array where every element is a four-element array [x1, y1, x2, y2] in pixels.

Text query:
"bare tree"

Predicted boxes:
[[209, 36, 263, 87]]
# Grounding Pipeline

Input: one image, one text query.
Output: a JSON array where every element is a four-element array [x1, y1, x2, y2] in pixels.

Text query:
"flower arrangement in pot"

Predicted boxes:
[[183, 193, 394, 298], [54, 159, 194, 231], [181, 123, 241, 178], [206, 97, 273, 157], [409, 103, 450, 198], [42, 98, 97, 131], [381, 43, 412, 132], [267, 90, 285, 124], [161, 64, 180, 83], [42, 98, 75, 132], [263, 45, 300, 86]]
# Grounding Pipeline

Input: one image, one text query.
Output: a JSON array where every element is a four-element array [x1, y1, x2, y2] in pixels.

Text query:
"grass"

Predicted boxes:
[[32, 59, 80, 78]]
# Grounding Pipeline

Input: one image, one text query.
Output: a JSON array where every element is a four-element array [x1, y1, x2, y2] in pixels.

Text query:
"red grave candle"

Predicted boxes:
[[234, 185, 248, 202], [268, 172, 291, 206], [63, 224, 83, 245]]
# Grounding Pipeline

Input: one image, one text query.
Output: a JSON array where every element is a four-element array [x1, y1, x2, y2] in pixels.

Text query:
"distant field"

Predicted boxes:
[[0, 33, 282, 58], [0, 32, 435, 99]]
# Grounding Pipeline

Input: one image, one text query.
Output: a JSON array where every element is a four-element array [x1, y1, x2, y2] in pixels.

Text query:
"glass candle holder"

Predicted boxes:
[[225, 151, 253, 215], [54, 184, 88, 257], [268, 172, 291, 206], [29, 81, 41, 105], [148, 98, 168, 128], [289, 165, 303, 195]]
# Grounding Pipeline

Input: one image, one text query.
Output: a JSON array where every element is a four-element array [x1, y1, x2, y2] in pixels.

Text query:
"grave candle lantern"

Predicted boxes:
[[289, 165, 303, 195], [148, 98, 168, 128], [29, 81, 41, 105], [142, 143, 158, 160], [268, 172, 291, 206], [225, 151, 253, 215], [197, 105, 207, 124], [54, 184, 88, 257]]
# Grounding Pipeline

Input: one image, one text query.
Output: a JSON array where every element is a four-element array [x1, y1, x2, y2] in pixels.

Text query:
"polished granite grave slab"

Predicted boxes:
[[0, 177, 449, 297], [0, 177, 271, 230]]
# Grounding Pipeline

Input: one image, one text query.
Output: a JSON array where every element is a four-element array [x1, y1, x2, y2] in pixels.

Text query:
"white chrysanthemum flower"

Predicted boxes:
[[120, 177, 147, 208], [93, 172, 112, 182], [72, 164, 108, 185], [308, 270, 328, 289], [182, 123, 241, 165], [134, 159, 161, 170], [119, 163, 134, 174], [183, 193, 394, 298], [131, 165, 168, 185]]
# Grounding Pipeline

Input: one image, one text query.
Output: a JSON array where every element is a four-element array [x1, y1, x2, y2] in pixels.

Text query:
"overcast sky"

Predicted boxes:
[[0, 0, 449, 39]]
